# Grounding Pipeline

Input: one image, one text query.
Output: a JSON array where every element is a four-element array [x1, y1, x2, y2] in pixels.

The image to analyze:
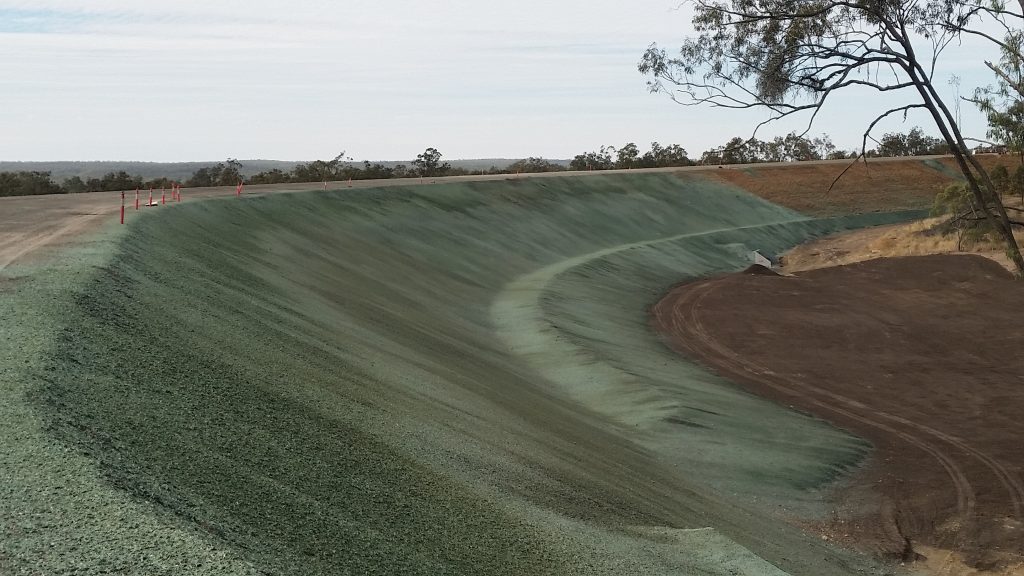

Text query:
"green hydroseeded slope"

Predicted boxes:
[[30, 174, 917, 575]]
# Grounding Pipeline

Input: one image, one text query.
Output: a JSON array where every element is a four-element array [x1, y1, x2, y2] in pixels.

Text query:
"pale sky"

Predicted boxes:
[[0, 1, 1005, 162]]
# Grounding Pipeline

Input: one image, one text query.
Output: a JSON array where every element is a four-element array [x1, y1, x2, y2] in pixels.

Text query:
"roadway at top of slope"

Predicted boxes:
[[0, 154, 963, 273]]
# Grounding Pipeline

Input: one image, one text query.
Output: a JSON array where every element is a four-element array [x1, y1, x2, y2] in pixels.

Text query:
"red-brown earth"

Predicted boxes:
[[654, 254, 1024, 572]]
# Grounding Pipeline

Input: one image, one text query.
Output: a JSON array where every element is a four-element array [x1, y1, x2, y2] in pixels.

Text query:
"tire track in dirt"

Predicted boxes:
[[0, 213, 106, 273], [656, 279, 979, 555], [654, 268, 1024, 569], [681, 278, 1024, 520]]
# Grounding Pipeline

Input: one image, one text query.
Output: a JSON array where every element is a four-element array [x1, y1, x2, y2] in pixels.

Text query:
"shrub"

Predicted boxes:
[[990, 164, 1010, 196]]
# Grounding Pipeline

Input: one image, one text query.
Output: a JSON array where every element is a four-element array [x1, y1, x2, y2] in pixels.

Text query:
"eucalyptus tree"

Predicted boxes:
[[293, 152, 351, 183], [643, 142, 692, 166], [969, 31, 1024, 163], [412, 148, 451, 177], [640, 0, 1024, 273], [616, 143, 642, 168]]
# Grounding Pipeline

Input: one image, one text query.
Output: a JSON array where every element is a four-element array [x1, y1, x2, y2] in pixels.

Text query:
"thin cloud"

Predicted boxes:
[[0, 0, 1006, 161]]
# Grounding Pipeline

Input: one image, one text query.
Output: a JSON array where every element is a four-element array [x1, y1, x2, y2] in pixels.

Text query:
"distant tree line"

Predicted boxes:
[[246, 148, 570, 184], [185, 159, 244, 187], [0, 171, 64, 196], [249, 148, 462, 184], [563, 128, 949, 172], [569, 142, 691, 170], [699, 134, 836, 165], [691, 128, 949, 166], [0, 170, 179, 197], [868, 127, 950, 158], [0, 129, 974, 197]]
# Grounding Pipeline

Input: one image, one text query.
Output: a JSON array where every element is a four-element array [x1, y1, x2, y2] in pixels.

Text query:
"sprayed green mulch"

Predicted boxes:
[[12, 174, 920, 575]]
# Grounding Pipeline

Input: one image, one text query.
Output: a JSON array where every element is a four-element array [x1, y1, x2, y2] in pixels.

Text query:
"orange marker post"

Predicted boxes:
[[120, 191, 125, 224], [161, 187, 166, 205]]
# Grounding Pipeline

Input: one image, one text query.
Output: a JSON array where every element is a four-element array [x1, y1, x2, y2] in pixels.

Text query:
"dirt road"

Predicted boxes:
[[0, 184, 308, 272], [0, 155, 962, 273], [653, 254, 1024, 573]]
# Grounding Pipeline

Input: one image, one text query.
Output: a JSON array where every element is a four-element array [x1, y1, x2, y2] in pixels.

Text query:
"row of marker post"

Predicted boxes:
[[117, 174, 465, 222], [116, 172, 461, 224], [120, 182, 244, 224]]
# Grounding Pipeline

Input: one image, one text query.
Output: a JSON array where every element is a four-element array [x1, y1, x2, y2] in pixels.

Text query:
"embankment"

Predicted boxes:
[[12, 173, 918, 575]]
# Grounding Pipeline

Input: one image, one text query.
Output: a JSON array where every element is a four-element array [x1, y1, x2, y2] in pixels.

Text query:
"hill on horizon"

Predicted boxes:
[[0, 159, 572, 181]]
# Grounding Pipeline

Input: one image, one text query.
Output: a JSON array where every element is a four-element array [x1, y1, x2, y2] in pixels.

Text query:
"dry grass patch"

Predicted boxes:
[[784, 199, 1024, 273]]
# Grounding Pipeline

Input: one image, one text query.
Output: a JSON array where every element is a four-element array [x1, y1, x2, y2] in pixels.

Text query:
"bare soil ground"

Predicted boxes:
[[706, 155, 1021, 216], [0, 195, 108, 272], [653, 254, 1024, 574], [0, 188, 218, 272]]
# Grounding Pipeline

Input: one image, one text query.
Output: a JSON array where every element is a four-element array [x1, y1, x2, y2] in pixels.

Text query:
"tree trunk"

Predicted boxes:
[[949, 144, 1024, 274], [907, 61, 1024, 275], [961, 150, 1024, 272]]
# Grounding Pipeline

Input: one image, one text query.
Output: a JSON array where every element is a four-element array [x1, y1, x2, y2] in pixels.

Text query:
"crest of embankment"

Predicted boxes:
[[18, 173, 917, 575]]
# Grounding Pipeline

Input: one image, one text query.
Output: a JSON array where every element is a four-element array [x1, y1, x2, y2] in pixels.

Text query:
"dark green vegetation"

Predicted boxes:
[[0, 152, 558, 196], [0, 157, 566, 196], [25, 174, 921, 574], [0, 170, 64, 196], [1, 129, 957, 197], [567, 129, 948, 169], [0, 169, 194, 197], [697, 128, 949, 165], [932, 161, 1024, 248], [0, 160, 301, 181], [184, 159, 244, 187], [568, 142, 692, 170], [0, 159, 546, 182], [871, 127, 950, 158]]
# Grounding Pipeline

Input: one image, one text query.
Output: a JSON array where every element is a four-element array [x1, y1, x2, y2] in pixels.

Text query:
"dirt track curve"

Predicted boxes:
[[654, 254, 1024, 572]]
